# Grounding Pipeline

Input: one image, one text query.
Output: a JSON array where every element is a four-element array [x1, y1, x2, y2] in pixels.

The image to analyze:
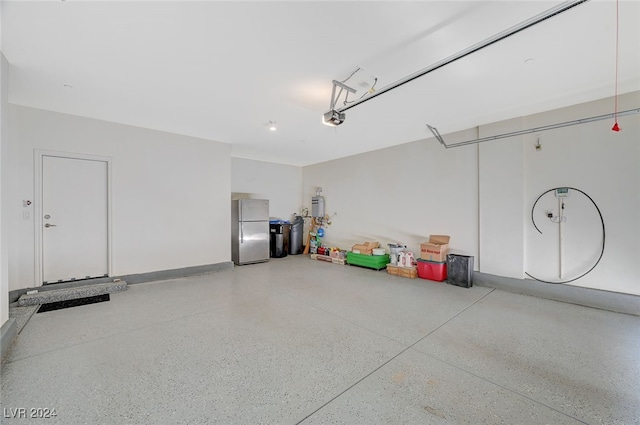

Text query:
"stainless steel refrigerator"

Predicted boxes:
[[231, 199, 269, 265]]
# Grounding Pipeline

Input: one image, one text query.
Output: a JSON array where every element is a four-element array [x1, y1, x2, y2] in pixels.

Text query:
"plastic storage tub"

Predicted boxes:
[[417, 259, 447, 282], [347, 252, 390, 270]]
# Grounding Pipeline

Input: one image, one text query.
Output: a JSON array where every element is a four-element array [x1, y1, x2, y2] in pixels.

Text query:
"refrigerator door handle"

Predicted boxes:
[[239, 200, 243, 243]]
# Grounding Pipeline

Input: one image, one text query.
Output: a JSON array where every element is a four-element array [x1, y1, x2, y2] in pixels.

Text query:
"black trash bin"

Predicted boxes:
[[269, 220, 290, 258], [289, 215, 304, 255], [446, 254, 474, 288]]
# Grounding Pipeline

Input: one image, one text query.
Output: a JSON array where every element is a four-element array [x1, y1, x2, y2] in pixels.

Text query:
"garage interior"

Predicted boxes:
[[1, 1, 639, 424]]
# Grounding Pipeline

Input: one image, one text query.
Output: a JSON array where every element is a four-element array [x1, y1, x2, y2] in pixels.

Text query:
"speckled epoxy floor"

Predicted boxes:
[[1, 256, 639, 424]]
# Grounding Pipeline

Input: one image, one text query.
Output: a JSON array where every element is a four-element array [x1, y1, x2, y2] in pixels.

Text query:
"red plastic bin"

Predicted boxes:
[[417, 259, 447, 282]]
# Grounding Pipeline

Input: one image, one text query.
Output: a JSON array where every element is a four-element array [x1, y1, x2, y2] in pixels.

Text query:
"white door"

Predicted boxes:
[[42, 155, 109, 283]]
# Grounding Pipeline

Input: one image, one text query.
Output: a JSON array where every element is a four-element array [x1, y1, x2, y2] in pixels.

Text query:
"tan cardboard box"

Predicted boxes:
[[420, 235, 450, 262], [351, 241, 380, 255], [387, 264, 418, 279]]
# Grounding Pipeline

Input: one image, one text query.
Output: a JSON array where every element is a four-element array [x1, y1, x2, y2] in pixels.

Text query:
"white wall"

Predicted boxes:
[[478, 92, 639, 295], [7, 105, 231, 291], [1, 53, 9, 324], [478, 118, 525, 278], [302, 129, 479, 260], [521, 93, 639, 295], [231, 157, 302, 221], [302, 92, 640, 296]]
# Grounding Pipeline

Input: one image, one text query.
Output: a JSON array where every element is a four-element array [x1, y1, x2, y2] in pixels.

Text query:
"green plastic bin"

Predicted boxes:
[[346, 252, 390, 270]]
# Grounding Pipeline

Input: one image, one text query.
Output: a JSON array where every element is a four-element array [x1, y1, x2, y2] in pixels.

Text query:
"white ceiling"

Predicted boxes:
[[2, 0, 639, 166]]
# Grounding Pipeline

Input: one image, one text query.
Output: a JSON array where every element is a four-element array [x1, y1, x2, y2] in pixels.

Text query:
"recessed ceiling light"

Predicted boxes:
[[524, 58, 535, 64], [63, 84, 73, 89], [268, 121, 277, 131]]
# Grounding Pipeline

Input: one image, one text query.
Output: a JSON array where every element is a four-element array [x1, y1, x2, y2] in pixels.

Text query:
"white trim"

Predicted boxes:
[[34, 149, 113, 286]]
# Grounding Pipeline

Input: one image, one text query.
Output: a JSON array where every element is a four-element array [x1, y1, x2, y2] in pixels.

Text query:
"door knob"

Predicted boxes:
[[44, 223, 57, 228]]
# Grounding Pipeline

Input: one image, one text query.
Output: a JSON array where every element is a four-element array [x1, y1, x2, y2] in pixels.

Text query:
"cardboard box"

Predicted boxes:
[[387, 265, 418, 279], [351, 241, 380, 255], [310, 254, 346, 265], [420, 235, 450, 262]]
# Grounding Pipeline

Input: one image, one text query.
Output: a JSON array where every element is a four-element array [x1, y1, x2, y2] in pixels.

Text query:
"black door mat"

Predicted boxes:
[[37, 294, 110, 313]]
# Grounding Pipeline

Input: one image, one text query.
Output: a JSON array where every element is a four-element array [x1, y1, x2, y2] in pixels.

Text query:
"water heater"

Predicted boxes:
[[312, 195, 325, 218]]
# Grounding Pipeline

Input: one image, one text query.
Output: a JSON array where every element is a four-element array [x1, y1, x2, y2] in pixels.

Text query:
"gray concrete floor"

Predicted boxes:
[[1, 256, 638, 424]]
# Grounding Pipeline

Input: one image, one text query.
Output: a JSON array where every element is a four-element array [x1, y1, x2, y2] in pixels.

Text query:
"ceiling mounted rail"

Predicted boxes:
[[426, 107, 640, 149], [335, 0, 589, 115]]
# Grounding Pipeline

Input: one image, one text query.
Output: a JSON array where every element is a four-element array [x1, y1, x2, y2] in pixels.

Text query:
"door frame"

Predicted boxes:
[[34, 149, 113, 286]]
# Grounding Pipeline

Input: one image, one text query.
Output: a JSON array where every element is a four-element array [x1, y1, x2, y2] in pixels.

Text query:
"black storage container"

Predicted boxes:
[[446, 254, 474, 288], [269, 222, 290, 258], [289, 215, 304, 255]]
